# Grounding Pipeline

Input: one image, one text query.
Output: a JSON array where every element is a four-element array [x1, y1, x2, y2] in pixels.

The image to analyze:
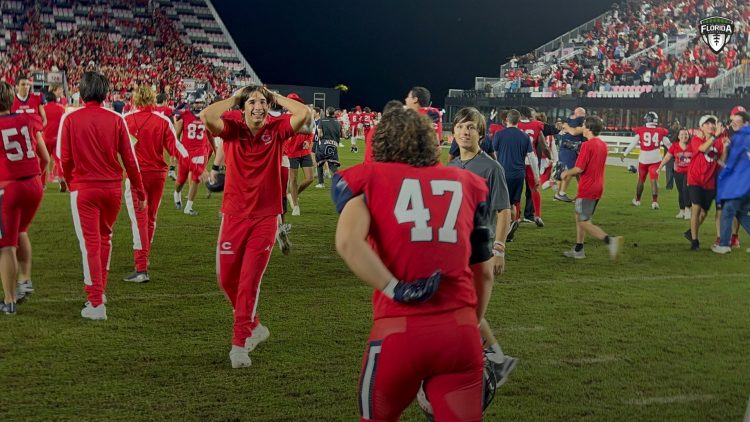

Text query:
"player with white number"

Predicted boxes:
[[517, 107, 548, 227], [0, 82, 50, 314], [622, 112, 671, 209], [334, 107, 494, 421], [173, 96, 212, 216]]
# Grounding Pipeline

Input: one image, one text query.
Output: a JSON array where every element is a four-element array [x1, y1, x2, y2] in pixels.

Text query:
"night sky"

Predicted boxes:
[[214, 0, 614, 109]]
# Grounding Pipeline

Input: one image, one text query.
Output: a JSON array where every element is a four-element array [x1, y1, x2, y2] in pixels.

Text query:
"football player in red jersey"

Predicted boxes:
[[405, 86, 443, 145], [0, 82, 50, 315], [201, 85, 311, 368], [517, 107, 548, 227], [283, 93, 315, 216], [11, 74, 47, 128], [173, 96, 212, 216], [57, 71, 146, 320], [42, 90, 67, 191], [362, 106, 374, 140], [350, 106, 362, 153], [334, 107, 494, 421], [622, 112, 671, 209], [122, 85, 190, 283]]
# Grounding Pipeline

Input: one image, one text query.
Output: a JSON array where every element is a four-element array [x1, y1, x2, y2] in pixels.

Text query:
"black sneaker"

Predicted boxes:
[[691, 239, 700, 251], [534, 216, 545, 228], [1, 302, 17, 315], [506, 220, 519, 242], [683, 229, 693, 242]]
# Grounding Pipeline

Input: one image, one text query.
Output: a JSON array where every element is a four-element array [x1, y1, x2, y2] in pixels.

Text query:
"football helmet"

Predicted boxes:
[[644, 111, 659, 125], [416, 350, 498, 421], [205, 172, 225, 192]]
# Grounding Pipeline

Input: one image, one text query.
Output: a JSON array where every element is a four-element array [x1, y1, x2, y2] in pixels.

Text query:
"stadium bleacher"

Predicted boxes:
[[484, 0, 748, 99], [0, 0, 260, 101]]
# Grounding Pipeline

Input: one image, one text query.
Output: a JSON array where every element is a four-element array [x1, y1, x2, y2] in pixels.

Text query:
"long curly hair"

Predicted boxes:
[[372, 107, 438, 167]]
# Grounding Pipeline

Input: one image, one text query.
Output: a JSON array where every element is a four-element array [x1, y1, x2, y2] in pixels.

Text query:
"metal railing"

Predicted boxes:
[[708, 62, 750, 97]]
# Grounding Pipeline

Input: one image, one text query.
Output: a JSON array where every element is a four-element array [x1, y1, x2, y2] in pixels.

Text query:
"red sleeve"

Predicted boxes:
[[218, 117, 241, 141], [276, 115, 294, 142], [58, 114, 73, 183], [117, 117, 146, 202], [668, 143, 677, 155], [164, 120, 188, 159], [338, 164, 370, 197], [575, 143, 590, 171]]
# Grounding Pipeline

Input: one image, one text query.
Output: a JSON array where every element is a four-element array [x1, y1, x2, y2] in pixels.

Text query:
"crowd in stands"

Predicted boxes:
[[0, 1, 233, 103], [500, 0, 749, 96]]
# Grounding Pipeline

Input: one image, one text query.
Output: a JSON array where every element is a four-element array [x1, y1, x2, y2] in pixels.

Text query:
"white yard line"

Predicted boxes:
[[626, 394, 716, 406]]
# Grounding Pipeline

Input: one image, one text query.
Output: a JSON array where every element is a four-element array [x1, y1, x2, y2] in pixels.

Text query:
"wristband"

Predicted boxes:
[[212, 165, 220, 172], [493, 250, 505, 257], [381, 278, 398, 299]]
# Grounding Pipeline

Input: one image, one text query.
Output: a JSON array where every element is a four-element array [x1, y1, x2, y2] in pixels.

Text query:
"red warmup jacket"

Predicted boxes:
[[124, 105, 189, 172], [57, 101, 145, 201]]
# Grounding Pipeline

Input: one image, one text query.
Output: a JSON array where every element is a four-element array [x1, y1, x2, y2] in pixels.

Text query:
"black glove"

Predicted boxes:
[[383, 271, 442, 304]]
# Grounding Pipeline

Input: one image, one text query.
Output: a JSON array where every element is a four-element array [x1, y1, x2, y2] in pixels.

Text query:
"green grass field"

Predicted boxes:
[[2, 145, 749, 421]]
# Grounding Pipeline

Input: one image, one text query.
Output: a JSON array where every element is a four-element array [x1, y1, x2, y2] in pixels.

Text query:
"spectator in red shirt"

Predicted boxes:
[[57, 71, 146, 320], [684, 115, 724, 251], [201, 86, 311, 368], [560, 116, 623, 260], [0, 81, 50, 315]]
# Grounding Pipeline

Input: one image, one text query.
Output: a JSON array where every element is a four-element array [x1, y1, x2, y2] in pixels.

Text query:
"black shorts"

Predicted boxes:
[[688, 185, 715, 211], [506, 177, 524, 204], [289, 155, 313, 169]]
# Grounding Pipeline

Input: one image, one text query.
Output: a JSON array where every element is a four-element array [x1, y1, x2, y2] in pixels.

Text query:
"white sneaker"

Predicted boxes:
[[17, 280, 33, 295], [324, 170, 332, 178], [229, 346, 252, 368], [286, 193, 295, 208], [675, 210, 685, 219], [245, 324, 270, 352], [608, 236, 624, 261], [291, 206, 300, 216], [314, 183, 324, 189], [651, 202, 659, 210], [711, 245, 731, 254], [632, 199, 641, 206], [563, 249, 586, 259], [81, 302, 107, 320], [684, 209, 692, 220], [275, 224, 291, 255]]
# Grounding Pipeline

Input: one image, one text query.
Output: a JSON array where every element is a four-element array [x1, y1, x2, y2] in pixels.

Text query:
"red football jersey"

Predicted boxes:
[[42, 102, 65, 145], [687, 136, 724, 189], [11, 92, 44, 117], [155, 105, 173, 118], [488, 123, 504, 139], [57, 102, 145, 200], [632, 126, 669, 151], [517, 119, 544, 156], [337, 162, 489, 320], [179, 110, 209, 156], [0, 113, 43, 181], [217, 115, 294, 219], [125, 106, 188, 173], [362, 113, 373, 127], [575, 137, 608, 200], [418, 107, 443, 144]]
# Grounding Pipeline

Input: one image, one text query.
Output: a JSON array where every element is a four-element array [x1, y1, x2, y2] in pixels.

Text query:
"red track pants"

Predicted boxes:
[[125, 172, 166, 272], [216, 214, 277, 347], [70, 186, 122, 306]]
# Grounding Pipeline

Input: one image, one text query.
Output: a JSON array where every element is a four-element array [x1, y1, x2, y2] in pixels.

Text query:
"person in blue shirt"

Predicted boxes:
[[713, 110, 750, 254], [554, 107, 586, 202], [491, 109, 539, 241]]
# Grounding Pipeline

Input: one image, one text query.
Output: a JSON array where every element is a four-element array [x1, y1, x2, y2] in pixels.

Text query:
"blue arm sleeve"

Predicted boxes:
[[331, 173, 355, 214]]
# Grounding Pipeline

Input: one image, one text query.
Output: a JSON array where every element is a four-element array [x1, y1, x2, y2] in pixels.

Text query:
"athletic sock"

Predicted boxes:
[[173, 191, 181, 204], [574, 243, 584, 252], [185, 200, 194, 212], [603, 235, 611, 245], [558, 191, 566, 196], [636, 194, 642, 201]]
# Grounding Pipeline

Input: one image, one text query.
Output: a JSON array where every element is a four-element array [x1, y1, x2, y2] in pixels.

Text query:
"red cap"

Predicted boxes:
[[355, 106, 362, 111], [731, 105, 746, 115], [287, 93, 304, 103]]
